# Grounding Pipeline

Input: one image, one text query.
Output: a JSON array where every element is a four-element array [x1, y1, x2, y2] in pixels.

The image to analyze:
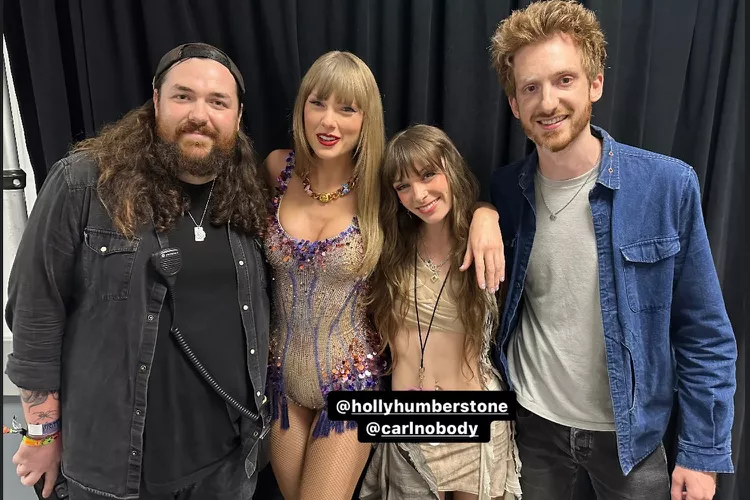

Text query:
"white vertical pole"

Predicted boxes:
[[2, 46, 28, 397]]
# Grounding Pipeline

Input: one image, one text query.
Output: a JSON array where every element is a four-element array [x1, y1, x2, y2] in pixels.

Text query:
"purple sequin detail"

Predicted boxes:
[[268, 350, 384, 436], [268, 153, 360, 267], [265, 151, 385, 438]]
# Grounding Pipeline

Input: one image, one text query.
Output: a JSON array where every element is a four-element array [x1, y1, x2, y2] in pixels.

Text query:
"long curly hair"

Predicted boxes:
[[73, 100, 268, 237], [370, 125, 499, 377]]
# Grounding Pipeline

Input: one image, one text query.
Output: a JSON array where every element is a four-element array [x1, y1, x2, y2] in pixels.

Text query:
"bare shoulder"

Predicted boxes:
[[263, 149, 293, 188]]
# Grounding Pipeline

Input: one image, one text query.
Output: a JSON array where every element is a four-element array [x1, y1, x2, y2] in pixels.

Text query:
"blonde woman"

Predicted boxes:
[[363, 125, 522, 500], [263, 52, 505, 499]]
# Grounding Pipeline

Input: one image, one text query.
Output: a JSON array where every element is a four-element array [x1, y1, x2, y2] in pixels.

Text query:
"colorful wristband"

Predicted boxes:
[[22, 432, 60, 447]]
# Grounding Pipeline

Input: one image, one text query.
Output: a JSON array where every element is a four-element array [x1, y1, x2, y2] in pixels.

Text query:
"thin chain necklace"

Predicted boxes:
[[185, 179, 216, 242], [414, 248, 450, 391], [537, 159, 599, 221], [417, 238, 451, 283]]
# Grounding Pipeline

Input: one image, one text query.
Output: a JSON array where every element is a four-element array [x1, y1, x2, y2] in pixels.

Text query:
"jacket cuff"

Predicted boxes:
[[5, 354, 60, 391], [676, 440, 734, 474]]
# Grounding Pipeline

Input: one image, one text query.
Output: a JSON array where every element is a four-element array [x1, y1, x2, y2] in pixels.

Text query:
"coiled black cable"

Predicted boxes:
[[169, 325, 260, 422], [155, 246, 261, 423]]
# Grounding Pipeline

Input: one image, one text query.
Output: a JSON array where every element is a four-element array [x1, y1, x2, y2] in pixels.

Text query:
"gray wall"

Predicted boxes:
[[4, 396, 39, 500]]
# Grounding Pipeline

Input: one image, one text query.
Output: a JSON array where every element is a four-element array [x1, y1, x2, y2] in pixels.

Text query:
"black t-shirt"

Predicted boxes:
[[142, 180, 252, 493]]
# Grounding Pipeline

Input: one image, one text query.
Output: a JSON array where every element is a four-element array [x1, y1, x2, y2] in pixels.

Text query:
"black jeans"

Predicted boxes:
[[516, 405, 670, 500]]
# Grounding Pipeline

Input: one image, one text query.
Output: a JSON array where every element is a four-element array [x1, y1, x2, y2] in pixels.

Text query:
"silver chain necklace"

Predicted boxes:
[[417, 238, 451, 283], [185, 179, 216, 241], [538, 161, 598, 221]]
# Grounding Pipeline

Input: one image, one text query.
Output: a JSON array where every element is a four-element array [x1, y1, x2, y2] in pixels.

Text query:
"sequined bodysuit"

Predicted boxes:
[[265, 152, 382, 437]]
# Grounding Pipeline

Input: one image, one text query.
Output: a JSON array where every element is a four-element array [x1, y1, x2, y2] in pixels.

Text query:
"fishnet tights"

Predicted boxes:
[[271, 401, 370, 500]]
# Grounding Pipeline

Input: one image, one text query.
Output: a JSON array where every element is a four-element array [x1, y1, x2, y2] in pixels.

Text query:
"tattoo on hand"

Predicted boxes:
[[20, 390, 60, 410]]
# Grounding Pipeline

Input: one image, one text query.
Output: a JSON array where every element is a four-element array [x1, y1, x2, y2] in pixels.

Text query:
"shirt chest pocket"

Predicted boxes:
[[83, 227, 140, 300], [620, 236, 680, 313]]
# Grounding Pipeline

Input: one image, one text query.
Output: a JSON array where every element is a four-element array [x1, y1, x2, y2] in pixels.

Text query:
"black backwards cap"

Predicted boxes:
[[152, 42, 245, 97]]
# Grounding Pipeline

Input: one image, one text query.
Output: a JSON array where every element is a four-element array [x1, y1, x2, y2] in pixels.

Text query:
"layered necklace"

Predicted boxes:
[[416, 238, 452, 283]]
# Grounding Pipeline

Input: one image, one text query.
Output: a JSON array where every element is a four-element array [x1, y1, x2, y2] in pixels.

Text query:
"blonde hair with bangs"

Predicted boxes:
[[490, 0, 607, 97], [292, 51, 385, 277]]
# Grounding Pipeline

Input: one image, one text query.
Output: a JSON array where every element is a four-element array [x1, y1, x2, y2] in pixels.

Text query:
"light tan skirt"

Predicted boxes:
[[418, 375, 522, 499]]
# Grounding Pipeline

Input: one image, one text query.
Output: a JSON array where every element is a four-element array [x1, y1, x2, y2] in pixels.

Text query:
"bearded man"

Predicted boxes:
[[489, 2, 736, 500], [6, 43, 271, 500]]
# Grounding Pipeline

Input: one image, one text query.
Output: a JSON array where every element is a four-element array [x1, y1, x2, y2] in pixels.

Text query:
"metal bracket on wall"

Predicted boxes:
[[3, 169, 25, 190]]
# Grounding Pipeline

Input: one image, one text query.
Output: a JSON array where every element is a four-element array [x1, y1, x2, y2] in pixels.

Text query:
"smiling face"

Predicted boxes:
[[303, 91, 364, 161], [154, 58, 241, 162], [393, 163, 452, 225], [509, 33, 603, 153]]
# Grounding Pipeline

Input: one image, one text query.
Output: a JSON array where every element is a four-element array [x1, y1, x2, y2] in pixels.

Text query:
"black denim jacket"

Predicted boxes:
[[5, 152, 271, 499]]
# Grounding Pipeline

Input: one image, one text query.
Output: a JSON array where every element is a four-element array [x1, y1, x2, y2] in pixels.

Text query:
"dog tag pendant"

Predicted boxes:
[[194, 226, 206, 242]]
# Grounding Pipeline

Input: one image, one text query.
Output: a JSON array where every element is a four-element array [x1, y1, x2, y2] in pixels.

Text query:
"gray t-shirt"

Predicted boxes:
[[508, 164, 615, 430]]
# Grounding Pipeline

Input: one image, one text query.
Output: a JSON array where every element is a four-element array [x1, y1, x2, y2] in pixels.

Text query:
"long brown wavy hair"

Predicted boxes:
[[74, 100, 268, 237], [370, 125, 499, 376]]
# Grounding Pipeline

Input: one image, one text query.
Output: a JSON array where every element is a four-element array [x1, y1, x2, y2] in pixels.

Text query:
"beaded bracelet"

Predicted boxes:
[[22, 432, 60, 447]]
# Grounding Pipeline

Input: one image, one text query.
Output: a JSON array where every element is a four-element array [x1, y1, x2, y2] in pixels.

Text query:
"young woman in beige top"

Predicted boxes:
[[366, 125, 522, 500]]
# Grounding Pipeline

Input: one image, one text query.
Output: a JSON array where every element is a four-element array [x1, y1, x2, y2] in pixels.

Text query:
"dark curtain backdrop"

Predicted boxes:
[[3, 0, 746, 498]]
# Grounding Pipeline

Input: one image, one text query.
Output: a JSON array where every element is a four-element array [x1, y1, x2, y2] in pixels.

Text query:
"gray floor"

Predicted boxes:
[[4, 395, 37, 500]]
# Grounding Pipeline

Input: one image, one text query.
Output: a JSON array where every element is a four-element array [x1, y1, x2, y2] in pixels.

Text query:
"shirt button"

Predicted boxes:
[[243, 305, 249, 311], [100, 246, 107, 253], [131, 450, 138, 456], [250, 349, 255, 355], [253, 431, 259, 437], [139, 364, 147, 372], [515, 282, 522, 289], [239, 260, 245, 266], [256, 391, 261, 397], [147, 314, 155, 322], [135, 409, 142, 416]]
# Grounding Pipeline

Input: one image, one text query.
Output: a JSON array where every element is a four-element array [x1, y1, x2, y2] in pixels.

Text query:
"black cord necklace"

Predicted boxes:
[[414, 247, 451, 390]]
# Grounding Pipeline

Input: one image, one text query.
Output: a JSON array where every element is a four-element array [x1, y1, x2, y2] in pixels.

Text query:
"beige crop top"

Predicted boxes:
[[401, 264, 464, 334]]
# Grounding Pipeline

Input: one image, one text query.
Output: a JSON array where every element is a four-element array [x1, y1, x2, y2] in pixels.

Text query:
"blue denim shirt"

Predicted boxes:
[[490, 126, 736, 475]]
